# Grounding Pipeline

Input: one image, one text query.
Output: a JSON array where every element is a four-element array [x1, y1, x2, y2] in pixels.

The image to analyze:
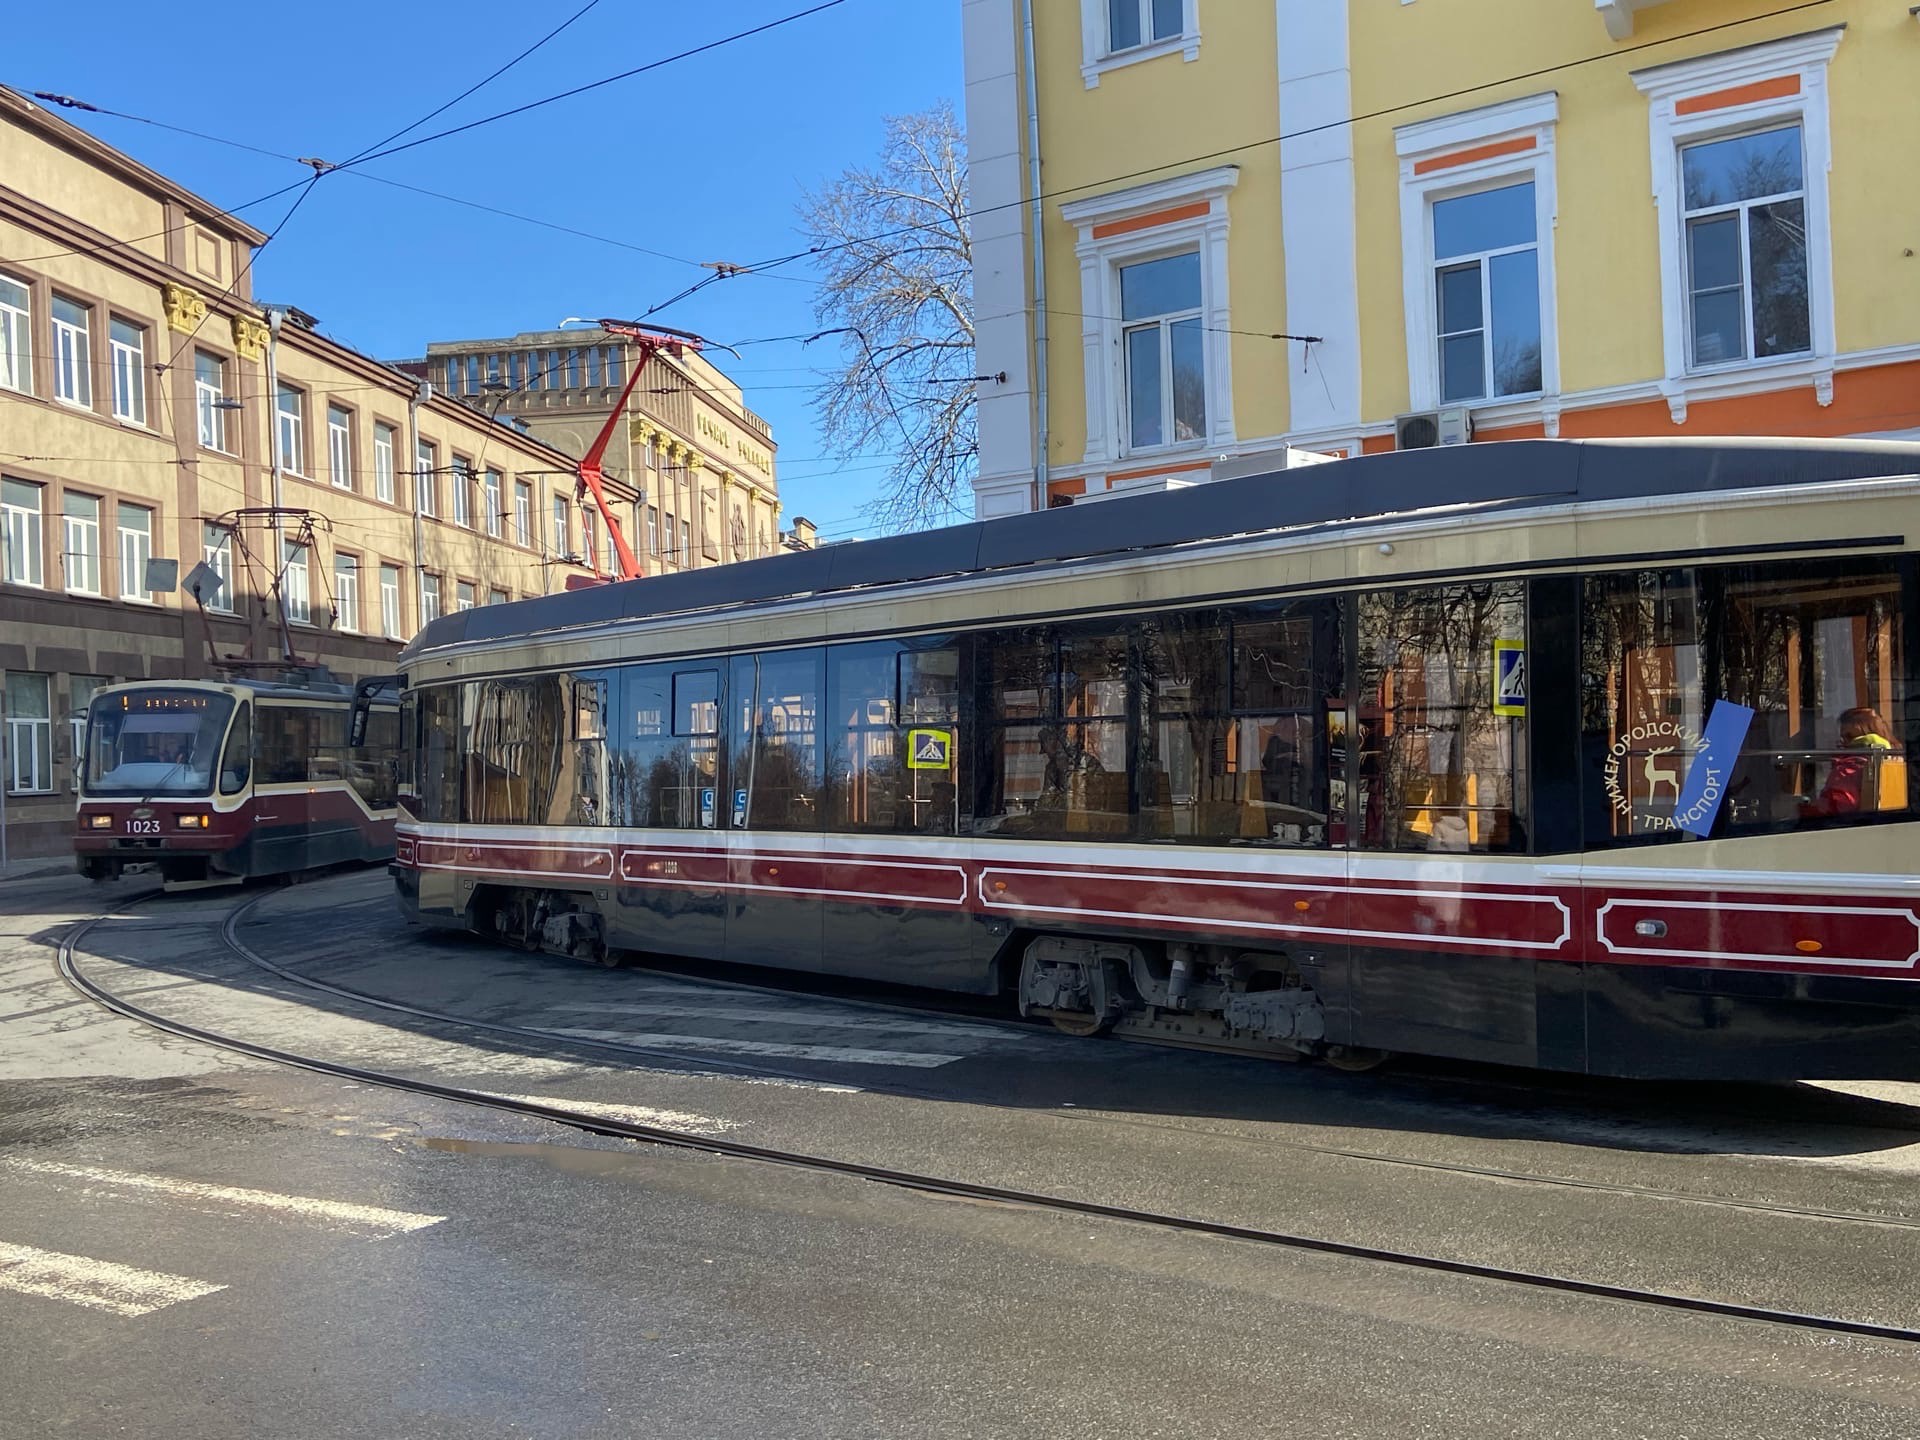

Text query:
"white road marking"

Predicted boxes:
[[548, 1002, 1022, 1042], [551, 1028, 961, 1068], [0, 1241, 225, 1318], [476, 1092, 740, 1134], [0, 1159, 446, 1237]]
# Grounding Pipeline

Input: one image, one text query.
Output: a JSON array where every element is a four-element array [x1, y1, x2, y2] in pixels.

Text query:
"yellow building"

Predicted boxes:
[[0, 87, 602, 857], [962, 0, 1920, 513]]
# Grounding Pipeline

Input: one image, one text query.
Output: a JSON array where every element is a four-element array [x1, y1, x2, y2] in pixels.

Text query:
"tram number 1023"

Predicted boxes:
[[126, 818, 162, 834]]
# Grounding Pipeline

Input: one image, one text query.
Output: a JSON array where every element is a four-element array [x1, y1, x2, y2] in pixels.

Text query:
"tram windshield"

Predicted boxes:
[[82, 689, 236, 797]]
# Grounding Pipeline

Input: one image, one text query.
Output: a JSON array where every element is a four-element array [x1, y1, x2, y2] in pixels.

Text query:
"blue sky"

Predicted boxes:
[[9, 0, 964, 541]]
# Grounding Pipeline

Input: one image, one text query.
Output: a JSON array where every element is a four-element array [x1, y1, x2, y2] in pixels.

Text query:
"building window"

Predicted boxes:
[[1632, 28, 1841, 420], [61, 492, 102, 596], [0, 274, 28, 394], [374, 423, 396, 503], [606, 346, 624, 387], [1394, 93, 1559, 416], [333, 552, 359, 632], [1119, 252, 1206, 451], [3, 477, 44, 588], [586, 348, 603, 388], [328, 405, 354, 490], [465, 355, 480, 395], [487, 587, 510, 607], [1079, 0, 1198, 85], [552, 495, 571, 558], [455, 579, 476, 612], [51, 296, 91, 408], [451, 457, 472, 528], [1681, 126, 1808, 368], [195, 351, 228, 451], [582, 508, 599, 570], [5, 671, 52, 793], [380, 563, 403, 639], [203, 523, 235, 613], [1062, 167, 1238, 467], [443, 357, 459, 393], [118, 503, 153, 603], [109, 318, 146, 424], [645, 506, 660, 556], [68, 675, 105, 788], [680, 517, 691, 565], [283, 540, 311, 624], [1433, 182, 1543, 402], [483, 469, 502, 537], [417, 442, 438, 517], [508, 352, 524, 390], [513, 479, 533, 546], [275, 384, 306, 475], [420, 572, 441, 623]]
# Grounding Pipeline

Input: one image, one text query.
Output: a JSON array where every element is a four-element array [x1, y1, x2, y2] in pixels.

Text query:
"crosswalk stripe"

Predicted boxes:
[[0, 1159, 446, 1237], [551, 1028, 961, 1068], [0, 1241, 225, 1318], [477, 1092, 739, 1134], [548, 1002, 1023, 1042]]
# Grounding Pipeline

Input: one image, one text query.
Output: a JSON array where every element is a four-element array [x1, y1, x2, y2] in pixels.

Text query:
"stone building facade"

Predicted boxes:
[[0, 87, 600, 859]]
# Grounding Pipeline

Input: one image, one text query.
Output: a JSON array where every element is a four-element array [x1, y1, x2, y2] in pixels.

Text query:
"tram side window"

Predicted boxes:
[[219, 703, 251, 795], [731, 649, 823, 830], [562, 671, 612, 827], [355, 709, 399, 810], [306, 709, 347, 783], [1722, 558, 1909, 829], [618, 665, 716, 828], [975, 626, 1129, 839], [417, 686, 461, 824], [1356, 583, 1528, 852], [822, 640, 963, 834], [255, 706, 310, 784], [462, 678, 543, 825], [1581, 569, 1703, 842]]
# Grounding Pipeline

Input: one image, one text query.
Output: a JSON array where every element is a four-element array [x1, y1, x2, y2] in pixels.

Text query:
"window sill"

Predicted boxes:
[[7, 789, 55, 798], [1082, 32, 1200, 88], [1662, 352, 1831, 424], [1118, 438, 1212, 464]]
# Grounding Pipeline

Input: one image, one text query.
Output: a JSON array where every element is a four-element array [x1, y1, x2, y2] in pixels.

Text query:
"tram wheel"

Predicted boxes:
[[1324, 1046, 1390, 1073], [1045, 1007, 1113, 1038]]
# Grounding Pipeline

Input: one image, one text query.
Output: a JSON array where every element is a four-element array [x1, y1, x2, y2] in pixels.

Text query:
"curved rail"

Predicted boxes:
[[52, 890, 1920, 1346]]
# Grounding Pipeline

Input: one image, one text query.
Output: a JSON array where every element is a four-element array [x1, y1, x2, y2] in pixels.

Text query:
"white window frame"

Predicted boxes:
[[455, 580, 476, 613], [451, 458, 472, 529], [1062, 166, 1239, 468], [374, 424, 396, 503], [62, 492, 102, 596], [333, 552, 360, 633], [109, 318, 147, 425], [203, 524, 235, 613], [195, 351, 228, 452], [327, 405, 354, 490], [417, 443, 438, 518], [6, 671, 52, 794], [488, 587, 510, 607], [513, 479, 533, 547], [1632, 28, 1841, 424], [0, 274, 28, 395], [420, 572, 442, 624], [380, 563, 403, 639], [1395, 92, 1560, 421], [275, 384, 306, 476], [553, 495, 571, 558], [282, 540, 311, 625], [482, 469, 502, 538], [118, 502, 153, 604], [68, 675, 105, 789], [51, 295, 91, 409], [3, 477, 44, 588], [1079, 0, 1200, 88]]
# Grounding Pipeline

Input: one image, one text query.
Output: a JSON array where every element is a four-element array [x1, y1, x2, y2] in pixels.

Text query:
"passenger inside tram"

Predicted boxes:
[[1807, 707, 1902, 817]]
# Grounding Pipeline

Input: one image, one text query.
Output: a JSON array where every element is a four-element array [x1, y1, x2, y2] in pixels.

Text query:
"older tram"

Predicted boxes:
[[383, 439, 1919, 1079], [76, 673, 401, 883]]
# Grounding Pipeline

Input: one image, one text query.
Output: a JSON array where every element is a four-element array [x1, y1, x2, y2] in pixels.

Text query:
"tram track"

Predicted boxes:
[[49, 882, 1920, 1347]]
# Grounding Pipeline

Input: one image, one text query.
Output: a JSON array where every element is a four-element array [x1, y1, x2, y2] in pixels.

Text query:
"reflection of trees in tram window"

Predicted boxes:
[[1357, 583, 1527, 853]]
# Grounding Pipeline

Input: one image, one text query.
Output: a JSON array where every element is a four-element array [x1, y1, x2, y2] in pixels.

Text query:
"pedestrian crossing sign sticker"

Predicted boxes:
[[906, 728, 953, 770], [1493, 639, 1526, 717]]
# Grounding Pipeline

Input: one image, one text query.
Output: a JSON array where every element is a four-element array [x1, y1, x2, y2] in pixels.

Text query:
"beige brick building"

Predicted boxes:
[[412, 329, 783, 574], [0, 87, 605, 859]]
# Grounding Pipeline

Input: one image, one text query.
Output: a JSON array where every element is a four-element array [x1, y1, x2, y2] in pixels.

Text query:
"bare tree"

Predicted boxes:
[[799, 103, 975, 531]]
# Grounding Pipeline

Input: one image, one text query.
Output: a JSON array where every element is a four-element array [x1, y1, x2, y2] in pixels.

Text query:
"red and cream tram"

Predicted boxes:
[[76, 672, 401, 883], [383, 439, 1919, 1079]]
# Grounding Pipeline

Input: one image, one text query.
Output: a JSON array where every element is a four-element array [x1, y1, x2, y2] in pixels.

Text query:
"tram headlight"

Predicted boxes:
[[87, 814, 112, 829], [176, 813, 211, 830]]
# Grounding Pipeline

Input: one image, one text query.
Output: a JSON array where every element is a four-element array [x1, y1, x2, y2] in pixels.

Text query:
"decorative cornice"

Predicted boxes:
[[1394, 92, 1559, 159], [164, 282, 206, 335], [1631, 26, 1844, 100], [230, 313, 270, 362], [1060, 165, 1240, 229]]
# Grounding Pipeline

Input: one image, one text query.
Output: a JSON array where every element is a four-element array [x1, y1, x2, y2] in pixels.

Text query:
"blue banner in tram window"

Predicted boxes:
[[1671, 700, 1755, 836]]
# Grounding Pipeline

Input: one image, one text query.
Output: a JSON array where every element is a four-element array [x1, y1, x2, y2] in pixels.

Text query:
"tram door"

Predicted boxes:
[[723, 650, 826, 973], [252, 701, 314, 874]]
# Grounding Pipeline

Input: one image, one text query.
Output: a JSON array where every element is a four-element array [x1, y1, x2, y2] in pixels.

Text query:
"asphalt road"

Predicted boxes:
[[5, 867, 1920, 1439]]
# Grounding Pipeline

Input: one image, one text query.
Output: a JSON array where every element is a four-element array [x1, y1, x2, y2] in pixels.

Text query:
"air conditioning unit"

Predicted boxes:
[[1394, 406, 1473, 450]]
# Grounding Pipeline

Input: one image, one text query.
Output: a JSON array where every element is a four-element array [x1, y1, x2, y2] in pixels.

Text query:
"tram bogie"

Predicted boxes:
[[383, 439, 1920, 1081]]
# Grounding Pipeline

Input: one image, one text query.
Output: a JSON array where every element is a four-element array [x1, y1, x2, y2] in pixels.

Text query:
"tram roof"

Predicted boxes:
[[401, 436, 1920, 663]]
